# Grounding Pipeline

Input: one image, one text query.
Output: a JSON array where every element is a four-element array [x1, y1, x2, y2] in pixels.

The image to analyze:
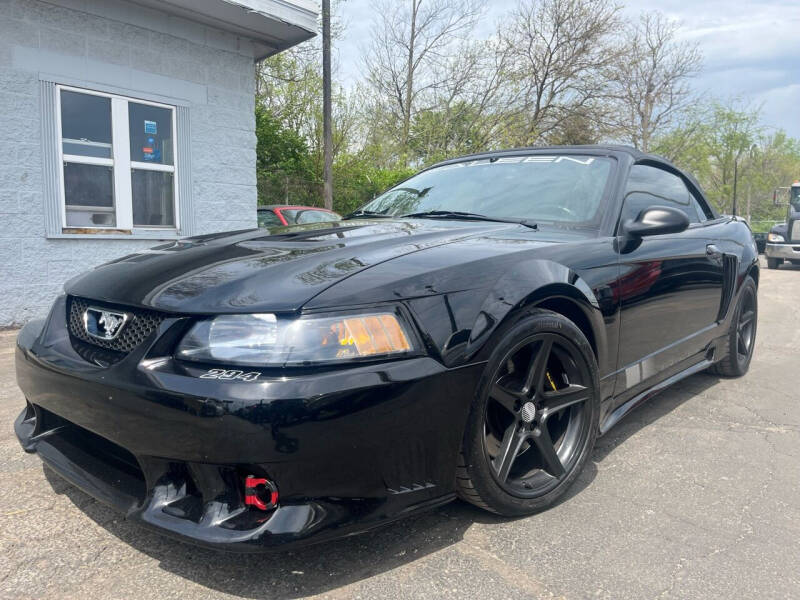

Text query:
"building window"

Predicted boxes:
[[57, 85, 178, 231]]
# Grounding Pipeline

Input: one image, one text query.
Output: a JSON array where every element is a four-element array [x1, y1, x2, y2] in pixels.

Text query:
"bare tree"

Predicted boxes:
[[609, 11, 702, 152], [363, 0, 486, 147], [404, 36, 520, 160], [499, 0, 622, 146]]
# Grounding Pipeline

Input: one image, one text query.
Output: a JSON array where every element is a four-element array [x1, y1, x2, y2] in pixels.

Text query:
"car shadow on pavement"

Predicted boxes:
[[42, 371, 721, 599]]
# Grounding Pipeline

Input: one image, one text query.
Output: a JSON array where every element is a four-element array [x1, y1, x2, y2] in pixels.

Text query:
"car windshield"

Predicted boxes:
[[791, 186, 800, 211], [257, 210, 281, 227], [282, 209, 341, 224], [358, 155, 613, 225]]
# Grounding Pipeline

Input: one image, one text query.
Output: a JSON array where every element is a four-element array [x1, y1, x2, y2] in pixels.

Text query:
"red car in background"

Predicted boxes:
[[257, 205, 341, 227]]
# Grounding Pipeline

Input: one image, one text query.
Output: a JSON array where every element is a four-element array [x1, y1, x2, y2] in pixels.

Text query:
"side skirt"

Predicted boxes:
[[598, 357, 714, 435]]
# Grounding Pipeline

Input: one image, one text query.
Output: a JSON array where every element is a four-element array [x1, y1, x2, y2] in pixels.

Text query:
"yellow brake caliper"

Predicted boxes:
[[545, 371, 558, 391]]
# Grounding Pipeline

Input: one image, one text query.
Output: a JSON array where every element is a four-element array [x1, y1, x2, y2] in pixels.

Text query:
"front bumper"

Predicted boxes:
[[14, 299, 482, 551], [765, 243, 800, 260]]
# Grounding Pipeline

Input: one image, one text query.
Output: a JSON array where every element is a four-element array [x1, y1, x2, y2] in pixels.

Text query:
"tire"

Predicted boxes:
[[709, 276, 757, 377], [456, 309, 599, 516], [767, 257, 782, 269]]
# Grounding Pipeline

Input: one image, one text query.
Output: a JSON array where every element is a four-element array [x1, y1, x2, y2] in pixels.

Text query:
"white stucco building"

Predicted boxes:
[[0, 0, 317, 325]]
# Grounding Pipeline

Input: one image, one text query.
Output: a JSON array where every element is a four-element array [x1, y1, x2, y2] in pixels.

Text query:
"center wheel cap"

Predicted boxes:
[[520, 402, 537, 423]]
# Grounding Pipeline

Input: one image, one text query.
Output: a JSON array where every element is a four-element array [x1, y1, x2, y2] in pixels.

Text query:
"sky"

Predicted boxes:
[[334, 0, 800, 138]]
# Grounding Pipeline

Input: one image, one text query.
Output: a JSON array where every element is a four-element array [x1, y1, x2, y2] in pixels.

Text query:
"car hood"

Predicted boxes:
[[770, 223, 787, 235], [65, 219, 542, 313]]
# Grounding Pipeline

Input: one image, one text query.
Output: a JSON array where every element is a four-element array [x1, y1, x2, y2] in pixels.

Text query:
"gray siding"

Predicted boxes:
[[0, 0, 258, 326]]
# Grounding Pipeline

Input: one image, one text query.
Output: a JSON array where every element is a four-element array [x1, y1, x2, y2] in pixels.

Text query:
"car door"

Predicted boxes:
[[614, 163, 725, 396]]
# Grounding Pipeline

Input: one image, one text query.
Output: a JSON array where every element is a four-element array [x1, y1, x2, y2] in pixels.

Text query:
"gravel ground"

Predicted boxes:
[[1, 259, 798, 599]]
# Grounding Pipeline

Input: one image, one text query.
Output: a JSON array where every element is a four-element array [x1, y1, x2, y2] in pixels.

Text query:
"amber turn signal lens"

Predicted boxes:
[[337, 314, 412, 356]]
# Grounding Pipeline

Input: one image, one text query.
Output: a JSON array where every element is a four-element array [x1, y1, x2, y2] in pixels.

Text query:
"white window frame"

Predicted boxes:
[[56, 84, 180, 232]]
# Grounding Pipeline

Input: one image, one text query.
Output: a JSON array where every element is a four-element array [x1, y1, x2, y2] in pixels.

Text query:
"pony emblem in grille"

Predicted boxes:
[[83, 307, 128, 341], [67, 297, 165, 353]]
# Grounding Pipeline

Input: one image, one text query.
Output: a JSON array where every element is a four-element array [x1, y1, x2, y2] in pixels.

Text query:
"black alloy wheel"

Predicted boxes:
[[735, 290, 756, 362], [484, 333, 591, 496], [710, 276, 758, 377], [457, 310, 599, 516]]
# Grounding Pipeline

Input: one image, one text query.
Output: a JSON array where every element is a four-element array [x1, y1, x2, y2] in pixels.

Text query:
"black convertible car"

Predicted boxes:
[[15, 146, 759, 551]]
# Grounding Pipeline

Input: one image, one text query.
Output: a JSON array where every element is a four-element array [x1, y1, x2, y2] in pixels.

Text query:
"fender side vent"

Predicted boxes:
[[716, 255, 738, 322]]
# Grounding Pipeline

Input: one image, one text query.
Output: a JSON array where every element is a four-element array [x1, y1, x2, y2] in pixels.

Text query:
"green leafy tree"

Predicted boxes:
[[331, 153, 416, 215], [408, 102, 489, 163], [255, 104, 313, 176], [703, 101, 762, 214], [658, 100, 800, 225], [255, 103, 318, 205]]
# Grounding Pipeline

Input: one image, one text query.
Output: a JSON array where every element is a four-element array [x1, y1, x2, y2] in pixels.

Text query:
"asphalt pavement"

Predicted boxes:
[[1, 259, 798, 599]]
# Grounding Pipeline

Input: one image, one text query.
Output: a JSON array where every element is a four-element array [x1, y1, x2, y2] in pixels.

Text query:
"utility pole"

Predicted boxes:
[[746, 182, 751, 224], [732, 153, 739, 216], [733, 143, 756, 218], [322, 0, 333, 210]]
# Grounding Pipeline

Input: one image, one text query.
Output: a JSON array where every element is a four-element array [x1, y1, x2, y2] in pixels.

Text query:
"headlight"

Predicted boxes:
[[176, 311, 415, 366], [768, 232, 785, 242]]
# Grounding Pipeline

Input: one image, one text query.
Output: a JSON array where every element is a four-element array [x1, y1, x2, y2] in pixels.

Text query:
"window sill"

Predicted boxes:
[[48, 229, 183, 241]]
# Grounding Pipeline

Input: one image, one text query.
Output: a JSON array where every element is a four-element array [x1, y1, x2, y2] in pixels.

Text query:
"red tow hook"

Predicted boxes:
[[244, 475, 279, 511]]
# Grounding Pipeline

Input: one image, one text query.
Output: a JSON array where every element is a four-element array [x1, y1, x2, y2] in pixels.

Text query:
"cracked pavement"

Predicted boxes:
[[1, 259, 798, 599]]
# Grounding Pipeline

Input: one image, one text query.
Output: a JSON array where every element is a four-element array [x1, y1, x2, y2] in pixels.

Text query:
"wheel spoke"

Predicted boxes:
[[490, 381, 521, 415], [482, 331, 594, 495], [540, 384, 589, 419], [739, 309, 755, 329], [492, 424, 529, 483], [523, 337, 553, 397], [531, 425, 565, 478], [737, 331, 747, 356]]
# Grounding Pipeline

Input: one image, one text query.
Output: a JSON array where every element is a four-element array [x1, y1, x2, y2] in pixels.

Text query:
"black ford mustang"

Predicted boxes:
[[15, 146, 759, 551]]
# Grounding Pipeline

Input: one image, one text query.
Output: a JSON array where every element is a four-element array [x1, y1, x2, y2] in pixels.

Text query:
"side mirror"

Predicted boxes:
[[623, 206, 690, 238]]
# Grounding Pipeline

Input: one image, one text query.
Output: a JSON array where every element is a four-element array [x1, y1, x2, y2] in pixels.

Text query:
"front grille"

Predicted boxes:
[[67, 296, 165, 354]]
